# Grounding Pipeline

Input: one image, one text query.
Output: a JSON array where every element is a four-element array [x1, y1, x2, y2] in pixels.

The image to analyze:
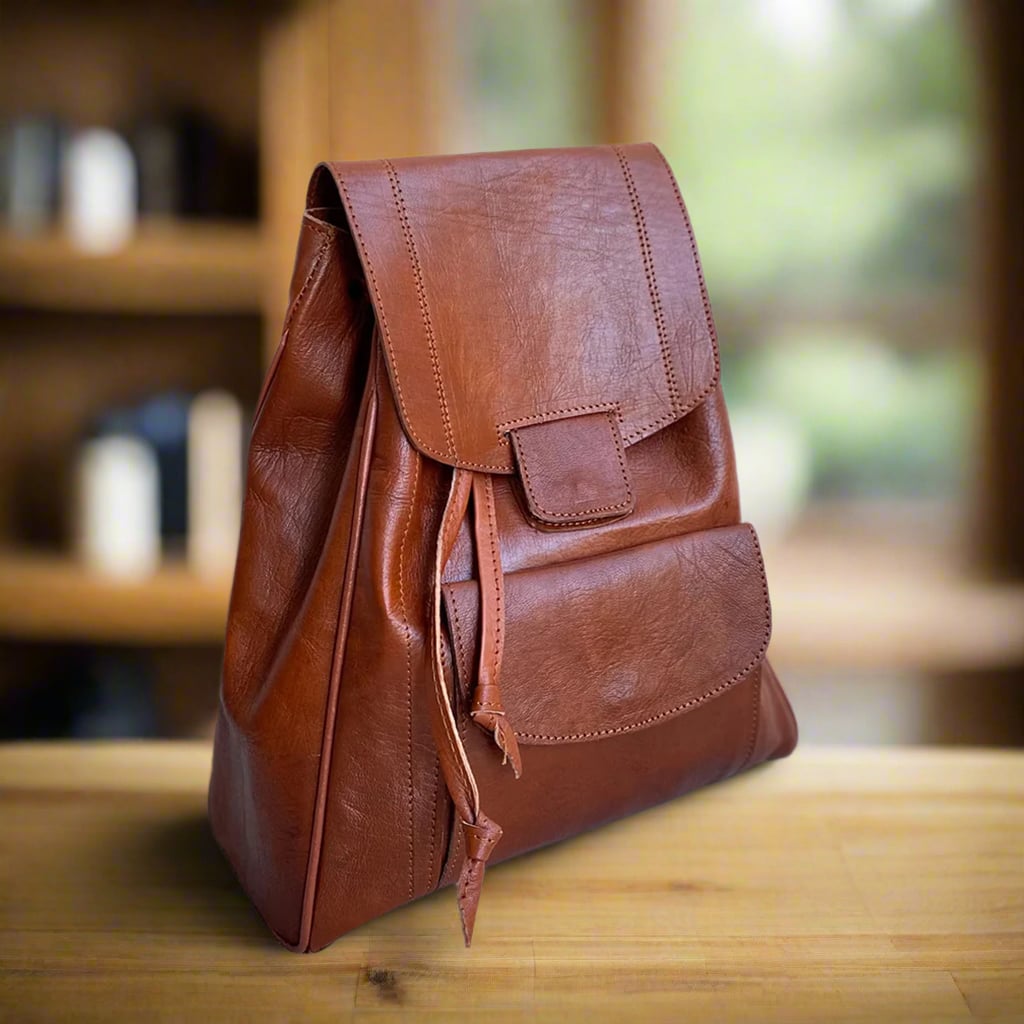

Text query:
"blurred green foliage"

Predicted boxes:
[[724, 337, 977, 497], [661, 0, 975, 298], [457, 0, 593, 151], [659, 0, 979, 499]]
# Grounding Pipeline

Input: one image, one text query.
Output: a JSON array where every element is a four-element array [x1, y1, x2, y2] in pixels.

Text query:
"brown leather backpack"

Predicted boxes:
[[209, 143, 798, 951]]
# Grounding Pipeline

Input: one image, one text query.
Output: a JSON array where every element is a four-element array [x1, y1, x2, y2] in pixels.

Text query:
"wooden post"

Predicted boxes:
[[591, 0, 678, 145], [259, 0, 457, 358], [971, 1, 1024, 579]]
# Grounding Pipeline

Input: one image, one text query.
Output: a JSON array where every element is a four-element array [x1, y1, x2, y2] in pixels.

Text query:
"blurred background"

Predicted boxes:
[[0, 0, 1020, 745]]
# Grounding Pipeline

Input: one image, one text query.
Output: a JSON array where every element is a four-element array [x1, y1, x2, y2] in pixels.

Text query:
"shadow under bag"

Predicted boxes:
[[209, 143, 798, 951]]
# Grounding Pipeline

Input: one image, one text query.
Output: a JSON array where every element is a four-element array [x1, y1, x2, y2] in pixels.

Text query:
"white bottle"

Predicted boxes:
[[76, 435, 161, 579], [63, 129, 138, 253], [188, 390, 243, 578]]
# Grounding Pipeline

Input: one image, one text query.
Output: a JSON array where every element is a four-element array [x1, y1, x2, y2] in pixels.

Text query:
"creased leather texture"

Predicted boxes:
[[209, 142, 798, 952]]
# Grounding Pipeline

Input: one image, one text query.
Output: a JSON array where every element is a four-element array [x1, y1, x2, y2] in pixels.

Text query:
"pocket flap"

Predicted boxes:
[[442, 524, 771, 745], [313, 143, 719, 473]]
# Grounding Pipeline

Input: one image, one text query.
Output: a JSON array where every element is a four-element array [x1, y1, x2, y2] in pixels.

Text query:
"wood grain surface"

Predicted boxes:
[[0, 742, 1021, 1022]]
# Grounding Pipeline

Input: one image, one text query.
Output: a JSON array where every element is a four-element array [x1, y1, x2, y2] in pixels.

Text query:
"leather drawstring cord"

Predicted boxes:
[[468, 473, 522, 777], [428, 468, 521, 945]]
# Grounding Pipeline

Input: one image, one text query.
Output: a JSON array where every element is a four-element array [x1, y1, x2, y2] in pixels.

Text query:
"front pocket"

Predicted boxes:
[[442, 523, 771, 747]]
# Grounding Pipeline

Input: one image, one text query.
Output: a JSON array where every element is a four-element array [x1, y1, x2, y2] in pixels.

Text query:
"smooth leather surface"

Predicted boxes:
[[209, 143, 798, 953]]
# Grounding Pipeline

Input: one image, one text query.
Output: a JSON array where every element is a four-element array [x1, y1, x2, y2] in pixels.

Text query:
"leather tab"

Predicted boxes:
[[509, 410, 634, 528]]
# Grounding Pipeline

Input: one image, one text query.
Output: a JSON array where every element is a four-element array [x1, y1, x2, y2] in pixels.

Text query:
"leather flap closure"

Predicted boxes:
[[315, 143, 719, 473], [442, 524, 771, 745], [509, 410, 634, 527]]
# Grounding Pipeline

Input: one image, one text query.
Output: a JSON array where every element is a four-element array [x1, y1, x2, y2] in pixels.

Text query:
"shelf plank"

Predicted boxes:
[[0, 552, 230, 645], [1, 535, 1022, 669], [765, 536, 1024, 672], [713, 292, 968, 350], [0, 222, 265, 314]]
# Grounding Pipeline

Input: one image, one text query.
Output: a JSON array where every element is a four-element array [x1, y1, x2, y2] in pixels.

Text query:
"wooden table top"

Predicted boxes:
[[0, 742, 1021, 1023]]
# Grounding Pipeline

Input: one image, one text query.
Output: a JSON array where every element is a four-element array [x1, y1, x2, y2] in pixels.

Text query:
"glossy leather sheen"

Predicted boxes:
[[209, 143, 798, 952]]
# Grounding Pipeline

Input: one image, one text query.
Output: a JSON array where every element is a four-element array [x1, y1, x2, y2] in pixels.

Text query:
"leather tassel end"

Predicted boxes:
[[471, 708, 523, 779], [457, 856, 486, 947], [457, 813, 503, 947]]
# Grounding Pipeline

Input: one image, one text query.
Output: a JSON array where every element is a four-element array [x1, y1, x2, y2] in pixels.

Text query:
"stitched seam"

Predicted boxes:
[[282, 236, 331, 339], [535, 513, 632, 529], [333, 172, 507, 473], [491, 147, 724, 453], [482, 480, 504, 678], [614, 145, 722, 445], [519, 665, 762, 742], [427, 760, 441, 887], [516, 524, 771, 742], [740, 664, 763, 771], [301, 216, 337, 244], [427, 744, 440, 889], [333, 151, 721, 468], [383, 159, 456, 458], [513, 411, 633, 519], [496, 402, 620, 437], [651, 144, 722, 398], [614, 146, 680, 416], [516, 416, 632, 517], [397, 454, 421, 901], [448, 589, 469, 701], [500, 400, 712, 459]]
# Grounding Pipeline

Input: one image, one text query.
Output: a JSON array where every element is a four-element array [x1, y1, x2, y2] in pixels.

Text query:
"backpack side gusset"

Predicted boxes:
[[209, 211, 376, 949]]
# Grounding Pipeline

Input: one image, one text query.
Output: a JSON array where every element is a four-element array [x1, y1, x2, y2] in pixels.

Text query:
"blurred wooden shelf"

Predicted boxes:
[[0, 551, 230, 645], [714, 292, 967, 350], [1, 536, 1022, 671], [765, 534, 1024, 672], [0, 222, 265, 314]]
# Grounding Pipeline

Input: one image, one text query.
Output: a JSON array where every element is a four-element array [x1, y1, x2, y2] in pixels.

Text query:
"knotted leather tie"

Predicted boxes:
[[428, 468, 521, 945]]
